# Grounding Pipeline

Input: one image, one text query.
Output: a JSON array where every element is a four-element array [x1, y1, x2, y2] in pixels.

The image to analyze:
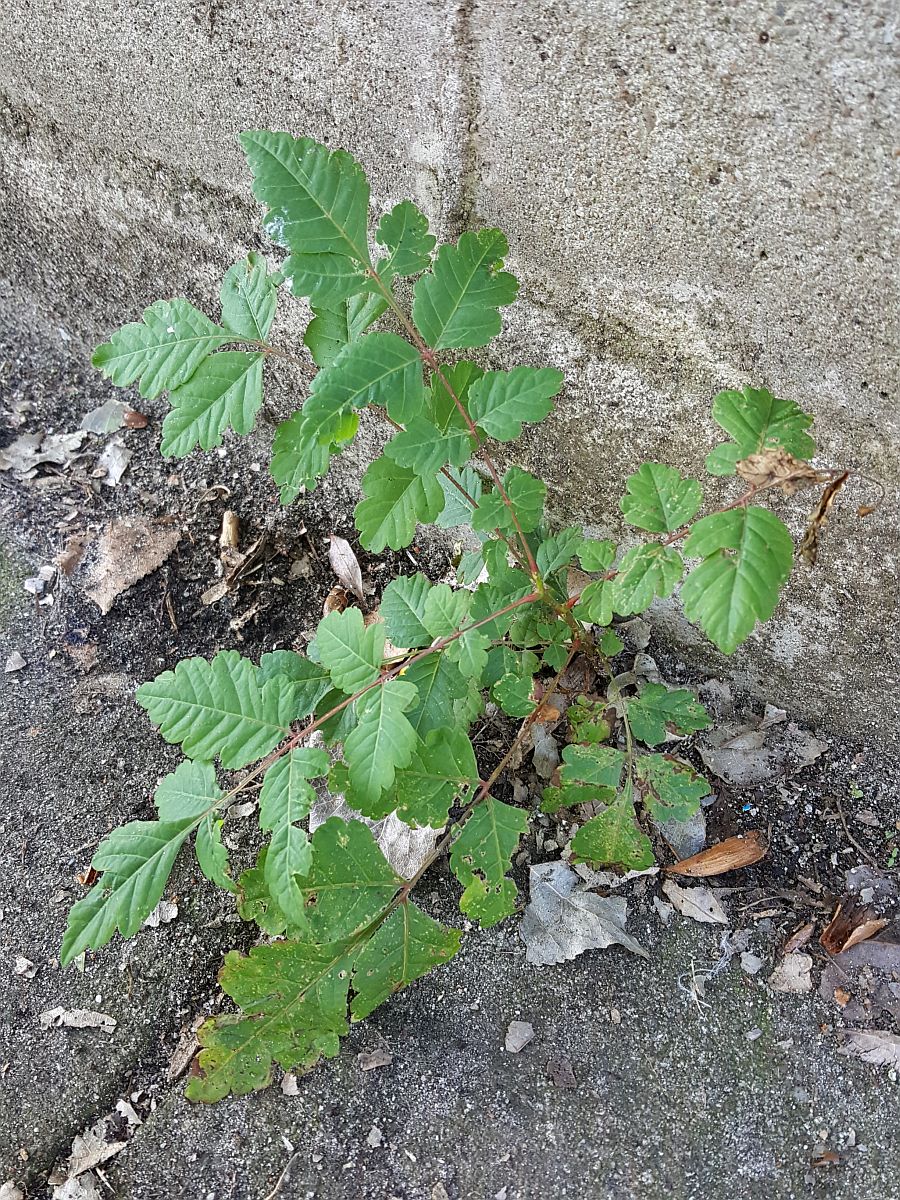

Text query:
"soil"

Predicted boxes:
[[1, 336, 898, 1199]]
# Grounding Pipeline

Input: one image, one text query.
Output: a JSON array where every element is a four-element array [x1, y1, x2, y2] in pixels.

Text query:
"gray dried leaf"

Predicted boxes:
[[699, 718, 827, 786], [52, 1176, 102, 1200], [40, 1007, 117, 1034], [661, 879, 729, 925], [281, 1073, 300, 1095], [13, 955, 37, 978], [768, 952, 813, 994], [98, 438, 132, 486], [85, 519, 181, 614], [328, 535, 365, 602], [80, 400, 128, 435], [520, 860, 648, 964], [4, 652, 26, 674], [357, 1046, 393, 1071], [143, 899, 178, 928], [0, 1183, 24, 1200], [838, 1029, 900, 1068]]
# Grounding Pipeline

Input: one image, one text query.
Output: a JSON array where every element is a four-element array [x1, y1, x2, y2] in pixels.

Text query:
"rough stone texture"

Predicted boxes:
[[0, 4, 897, 738]]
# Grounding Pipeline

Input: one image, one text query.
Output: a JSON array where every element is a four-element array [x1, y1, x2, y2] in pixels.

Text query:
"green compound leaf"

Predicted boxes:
[[92, 299, 231, 400], [578, 538, 617, 573], [573, 578, 618, 627], [403, 652, 469, 736], [135, 651, 296, 769], [291, 818, 402, 942], [161, 351, 263, 458], [394, 727, 479, 828], [536, 526, 583, 575], [467, 366, 564, 442], [316, 607, 384, 694], [681, 506, 794, 653], [375, 200, 436, 278], [412, 229, 518, 350], [570, 784, 654, 872], [471, 467, 546, 535], [270, 406, 358, 503], [304, 293, 387, 369], [427, 361, 484, 432], [240, 131, 371, 262], [492, 673, 536, 718], [561, 743, 626, 789], [620, 463, 703, 533], [450, 797, 528, 927], [385, 416, 473, 475], [152, 760, 233, 892], [306, 331, 425, 427], [379, 573, 434, 649], [612, 544, 684, 615], [283, 252, 367, 306], [636, 754, 711, 824], [350, 901, 461, 1020], [258, 652, 332, 717], [219, 252, 277, 340], [422, 583, 471, 639], [61, 818, 197, 965], [187, 938, 356, 1100], [435, 466, 483, 528], [625, 682, 710, 747], [707, 386, 815, 476], [355, 456, 445, 552], [342, 680, 419, 813], [259, 748, 329, 920]]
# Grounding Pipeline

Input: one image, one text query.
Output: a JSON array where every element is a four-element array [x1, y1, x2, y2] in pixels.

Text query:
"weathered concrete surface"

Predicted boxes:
[[0, 2, 897, 731]]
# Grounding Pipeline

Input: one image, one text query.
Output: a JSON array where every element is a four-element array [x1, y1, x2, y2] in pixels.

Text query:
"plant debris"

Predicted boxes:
[[80, 399, 129, 434], [4, 652, 26, 674], [661, 879, 729, 924], [838, 1029, 900, 1068], [504, 1020, 535, 1053], [520, 860, 648, 964], [665, 830, 768, 877], [699, 713, 828, 786], [39, 1007, 117, 1034], [328, 535, 365, 602], [357, 1047, 393, 1072], [84, 518, 181, 614], [767, 952, 813, 994]]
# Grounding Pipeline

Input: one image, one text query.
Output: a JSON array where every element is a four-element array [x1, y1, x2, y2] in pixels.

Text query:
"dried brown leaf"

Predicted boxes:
[[799, 471, 849, 566], [821, 895, 889, 955], [665, 830, 768, 877], [328, 535, 365, 601], [838, 1029, 900, 1068], [322, 585, 350, 616], [783, 921, 815, 954], [736, 449, 821, 495], [85, 519, 181, 614]]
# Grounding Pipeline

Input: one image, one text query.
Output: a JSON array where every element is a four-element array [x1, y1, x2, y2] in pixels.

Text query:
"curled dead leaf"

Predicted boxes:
[[736, 449, 821, 495], [856, 504, 876, 518], [322, 585, 350, 616], [328, 535, 365, 602], [665, 830, 768, 877], [799, 471, 849, 566], [783, 921, 815, 954], [820, 895, 889, 955]]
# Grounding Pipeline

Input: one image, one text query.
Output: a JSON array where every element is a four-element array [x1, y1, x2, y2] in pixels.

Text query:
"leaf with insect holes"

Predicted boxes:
[[61, 818, 198, 965], [636, 754, 710, 823], [92, 299, 232, 400], [259, 748, 330, 920], [355, 456, 445, 552], [219, 252, 277, 340], [471, 468, 546, 535], [625, 683, 710, 746], [136, 651, 297, 769], [316, 607, 384, 694], [350, 902, 461, 1019], [376, 201, 436, 278], [342, 680, 419, 814], [304, 294, 388, 369], [468, 366, 564, 442], [240, 131, 371, 262], [570, 784, 655, 873], [492, 673, 536, 717], [379, 574, 433, 649], [612, 545, 684, 615], [620, 463, 703, 533], [160, 351, 264, 458], [561, 743, 626, 789], [450, 797, 528, 927], [573, 578, 618, 627], [578, 538, 617, 573], [681, 506, 793, 653], [412, 229, 518, 350], [706, 386, 815, 475], [385, 416, 473, 475], [394, 727, 479, 828]]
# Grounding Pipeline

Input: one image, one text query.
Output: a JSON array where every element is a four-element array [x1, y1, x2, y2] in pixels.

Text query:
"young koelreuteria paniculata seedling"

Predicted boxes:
[[68, 132, 850, 1101]]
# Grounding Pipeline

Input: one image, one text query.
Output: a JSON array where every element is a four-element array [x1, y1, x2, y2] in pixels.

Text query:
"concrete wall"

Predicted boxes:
[[2, 1, 898, 739]]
